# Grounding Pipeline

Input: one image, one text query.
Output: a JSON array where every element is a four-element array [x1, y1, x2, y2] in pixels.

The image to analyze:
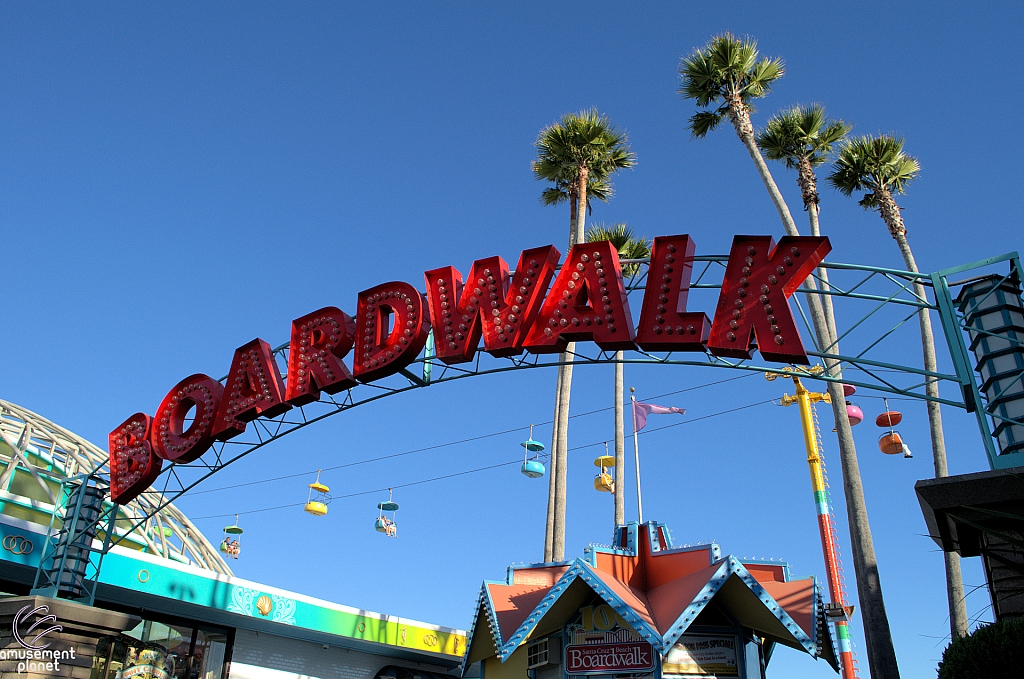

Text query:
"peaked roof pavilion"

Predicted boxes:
[[464, 520, 838, 676]]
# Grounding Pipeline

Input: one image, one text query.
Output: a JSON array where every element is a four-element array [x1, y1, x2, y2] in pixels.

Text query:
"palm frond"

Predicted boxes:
[[689, 110, 726, 139], [679, 32, 785, 143], [534, 111, 633, 215], [759, 103, 851, 169], [585, 223, 652, 276], [827, 133, 919, 206]]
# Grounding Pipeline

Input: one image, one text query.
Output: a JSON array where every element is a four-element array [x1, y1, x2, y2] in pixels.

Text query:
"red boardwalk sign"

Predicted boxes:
[[107, 233, 831, 505], [564, 641, 656, 674]]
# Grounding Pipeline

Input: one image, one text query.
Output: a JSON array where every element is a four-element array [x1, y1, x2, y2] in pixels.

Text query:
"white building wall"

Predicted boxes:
[[228, 629, 453, 679]]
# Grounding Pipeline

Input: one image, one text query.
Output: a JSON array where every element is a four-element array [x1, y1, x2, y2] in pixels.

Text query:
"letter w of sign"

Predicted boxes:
[[13, 605, 61, 651], [424, 246, 561, 363]]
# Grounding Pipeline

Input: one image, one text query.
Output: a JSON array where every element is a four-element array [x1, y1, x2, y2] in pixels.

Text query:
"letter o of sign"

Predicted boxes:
[[151, 374, 224, 462], [423, 634, 438, 647]]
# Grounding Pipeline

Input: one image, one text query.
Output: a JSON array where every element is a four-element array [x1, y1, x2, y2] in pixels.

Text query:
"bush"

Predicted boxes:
[[937, 617, 1024, 678]]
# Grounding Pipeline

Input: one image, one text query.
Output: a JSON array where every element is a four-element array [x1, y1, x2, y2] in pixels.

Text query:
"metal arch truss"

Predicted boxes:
[[53, 251, 1024, 573]]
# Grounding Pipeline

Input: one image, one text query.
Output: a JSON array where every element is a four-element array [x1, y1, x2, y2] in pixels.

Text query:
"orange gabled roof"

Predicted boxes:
[[485, 582, 553, 642], [463, 521, 835, 673]]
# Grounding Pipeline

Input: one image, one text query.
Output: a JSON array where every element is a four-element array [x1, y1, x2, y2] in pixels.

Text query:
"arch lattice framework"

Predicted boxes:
[[28, 249, 1024, 599]]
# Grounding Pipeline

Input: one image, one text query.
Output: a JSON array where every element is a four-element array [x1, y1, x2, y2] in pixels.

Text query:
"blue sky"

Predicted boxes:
[[2, 2, 1022, 677]]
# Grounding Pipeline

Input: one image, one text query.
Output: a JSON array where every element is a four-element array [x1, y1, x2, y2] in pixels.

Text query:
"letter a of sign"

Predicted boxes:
[[635, 235, 710, 351], [352, 282, 431, 382], [284, 307, 358, 406], [213, 339, 291, 440], [708, 235, 831, 363], [109, 413, 162, 504], [525, 241, 636, 352], [424, 245, 560, 363]]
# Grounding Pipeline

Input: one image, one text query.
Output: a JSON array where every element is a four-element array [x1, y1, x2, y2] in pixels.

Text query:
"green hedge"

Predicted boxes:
[[937, 617, 1024, 678]]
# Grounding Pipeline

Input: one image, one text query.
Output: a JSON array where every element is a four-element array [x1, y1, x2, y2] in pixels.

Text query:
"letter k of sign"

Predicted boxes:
[[639, 649, 649, 664]]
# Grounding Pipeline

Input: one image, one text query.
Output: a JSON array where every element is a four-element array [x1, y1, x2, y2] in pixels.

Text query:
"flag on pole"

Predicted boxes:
[[632, 402, 686, 432]]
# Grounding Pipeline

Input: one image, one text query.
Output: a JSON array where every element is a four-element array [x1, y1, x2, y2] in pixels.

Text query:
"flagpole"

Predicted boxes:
[[629, 387, 643, 524]]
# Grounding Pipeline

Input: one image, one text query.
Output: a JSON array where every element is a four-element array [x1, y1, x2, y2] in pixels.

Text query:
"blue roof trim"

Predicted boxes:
[[659, 557, 817, 657], [573, 562, 662, 648], [494, 559, 664, 662], [495, 560, 583, 661], [812, 578, 838, 663], [460, 585, 487, 671]]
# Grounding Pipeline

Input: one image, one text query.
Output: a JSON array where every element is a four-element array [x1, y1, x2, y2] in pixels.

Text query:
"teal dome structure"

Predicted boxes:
[[0, 398, 231, 574]]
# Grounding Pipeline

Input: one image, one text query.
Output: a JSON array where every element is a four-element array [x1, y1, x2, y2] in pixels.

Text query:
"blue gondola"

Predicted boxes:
[[520, 424, 546, 478], [375, 489, 399, 537]]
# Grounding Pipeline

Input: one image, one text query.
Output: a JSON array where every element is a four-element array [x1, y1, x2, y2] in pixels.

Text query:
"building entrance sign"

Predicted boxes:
[[108, 234, 830, 504], [564, 604, 656, 675], [662, 635, 740, 677]]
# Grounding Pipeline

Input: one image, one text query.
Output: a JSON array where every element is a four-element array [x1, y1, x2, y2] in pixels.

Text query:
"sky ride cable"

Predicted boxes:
[[186, 373, 759, 498], [187, 396, 774, 521]]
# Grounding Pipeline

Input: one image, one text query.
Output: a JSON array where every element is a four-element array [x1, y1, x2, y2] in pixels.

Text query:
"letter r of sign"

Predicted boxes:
[[708, 235, 831, 364]]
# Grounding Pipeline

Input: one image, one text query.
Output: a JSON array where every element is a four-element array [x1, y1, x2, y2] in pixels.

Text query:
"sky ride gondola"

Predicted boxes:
[[220, 514, 243, 559], [593, 444, 615, 493], [375, 488, 399, 537], [304, 470, 330, 517], [876, 399, 911, 457], [842, 384, 864, 426], [520, 424, 546, 479]]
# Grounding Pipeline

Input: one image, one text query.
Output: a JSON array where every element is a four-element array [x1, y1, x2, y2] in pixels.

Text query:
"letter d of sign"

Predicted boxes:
[[213, 339, 291, 440], [284, 307, 358, 406], [109, 413, 162, 504], [524, 241, 636, 352], [352, 281, 431, 382], [708, 235, 831, 363], [151, 374, 225, 462]]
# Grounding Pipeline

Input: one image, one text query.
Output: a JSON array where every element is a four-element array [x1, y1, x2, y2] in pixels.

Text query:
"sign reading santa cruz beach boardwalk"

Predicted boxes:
[[565, 641, 656, 674], [108, 234, 830, 505]]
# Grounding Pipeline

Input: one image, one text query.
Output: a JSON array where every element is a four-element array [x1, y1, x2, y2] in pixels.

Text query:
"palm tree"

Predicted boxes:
[[756, 104, 850, 360], [757, 104, 850, 236], [829, 134, 969, 638], [678, 32, 799, 236], [680, 35, 901, 678], [585, 224, 651, 529], [534, 110, 635, 562]]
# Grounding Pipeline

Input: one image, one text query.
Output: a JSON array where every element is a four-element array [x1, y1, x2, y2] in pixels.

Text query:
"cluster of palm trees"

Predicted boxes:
[[530, 32, 959, 679]]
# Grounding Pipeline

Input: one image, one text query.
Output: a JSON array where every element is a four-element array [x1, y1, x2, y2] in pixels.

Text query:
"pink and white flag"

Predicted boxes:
[[632, 402, 686, 431]]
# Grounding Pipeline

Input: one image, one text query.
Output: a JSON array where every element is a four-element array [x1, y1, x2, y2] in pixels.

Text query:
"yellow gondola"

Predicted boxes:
[[304, 470, 330, 516], [593, 450, 615, 493]]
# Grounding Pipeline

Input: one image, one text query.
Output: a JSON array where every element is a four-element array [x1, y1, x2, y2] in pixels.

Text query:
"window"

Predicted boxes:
[[527, 639, 550, 669], [90, 616, 230, 679]]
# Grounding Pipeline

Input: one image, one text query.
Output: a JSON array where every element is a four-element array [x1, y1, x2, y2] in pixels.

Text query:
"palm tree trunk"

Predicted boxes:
[[544, 375, 561, 561], [799, 160, 839, 346], [551, 352, 573, 561], [877, 187, 970, 639], [614, 353, 625, 528], [549, 169, 590, 562], [546, 190, 579, 561], [727, 100, 800, 237], [738, 129, 901, 677]]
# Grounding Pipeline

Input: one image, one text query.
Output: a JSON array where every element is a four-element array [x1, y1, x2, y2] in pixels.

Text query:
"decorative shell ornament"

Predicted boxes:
[[256, 595, 274, 616]]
